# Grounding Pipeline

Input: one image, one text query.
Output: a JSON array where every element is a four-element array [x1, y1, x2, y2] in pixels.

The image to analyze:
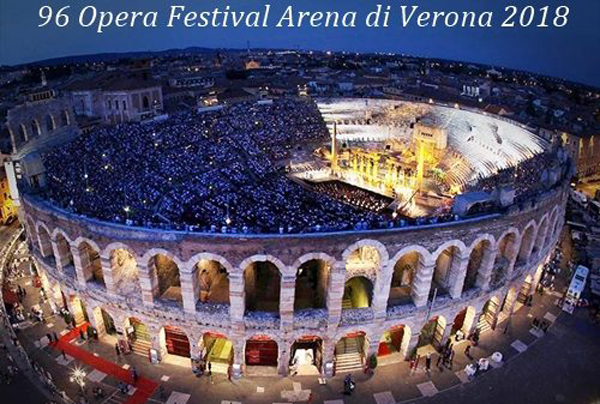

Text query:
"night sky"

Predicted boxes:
[[1, 0, 599, 87]]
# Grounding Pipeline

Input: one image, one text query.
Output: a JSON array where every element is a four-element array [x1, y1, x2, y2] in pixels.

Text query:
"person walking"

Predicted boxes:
[[464, 344, 472, 359], [425, 354, 431, 374], [115, 343, 121, 357]]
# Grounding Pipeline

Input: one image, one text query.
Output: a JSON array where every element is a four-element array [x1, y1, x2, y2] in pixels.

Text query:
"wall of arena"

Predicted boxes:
[[22, 183, 568, 378]]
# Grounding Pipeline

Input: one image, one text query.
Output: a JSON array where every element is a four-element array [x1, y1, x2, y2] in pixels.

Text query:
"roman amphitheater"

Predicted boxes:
[[17, 97, 571, 379]]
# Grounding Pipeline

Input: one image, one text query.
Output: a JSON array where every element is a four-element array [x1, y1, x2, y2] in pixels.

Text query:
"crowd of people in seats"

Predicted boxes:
[[466, 152, 559, 202], [311, 181, 392, 213], [42, 99, 385, 233]]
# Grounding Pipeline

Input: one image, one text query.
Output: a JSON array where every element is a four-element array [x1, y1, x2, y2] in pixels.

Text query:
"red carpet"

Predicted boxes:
[[51, 323, 158, 404]]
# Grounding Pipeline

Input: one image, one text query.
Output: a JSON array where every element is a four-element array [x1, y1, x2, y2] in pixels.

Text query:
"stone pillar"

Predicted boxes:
[[232, 338, 244, 379], [448, 255, 470, 299], [71, 245, 88, 288], [88, 308, 106, 337], [229, 272, 245, 324], [278, 341, 290, 376], [149, 327, 164, 362], [280, 274, 296, 332], [504, 238, 521, 280], [326, 263, 345, 332], [100, 255, 117, 297], [411, 258, 435, 308], [372, 263, 393, 320], [138, 261, 155, 308], [323, 338, 337, 377], [37, 233, 53, 258], [51, 240, 66, 275], [466, 311, 483, 338], [438, 323, 453, 350], [475, 244, 497, 291], [405, 332, 421, 359], [365, 330, 383, 365], [180, 271, 197, 315]]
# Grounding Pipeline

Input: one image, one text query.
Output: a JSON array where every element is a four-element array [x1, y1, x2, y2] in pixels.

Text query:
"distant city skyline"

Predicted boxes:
[[1, 0, 599, 87]]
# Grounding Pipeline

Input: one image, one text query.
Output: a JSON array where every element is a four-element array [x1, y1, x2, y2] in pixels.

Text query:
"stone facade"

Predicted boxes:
[[24, 182, 567, 378]]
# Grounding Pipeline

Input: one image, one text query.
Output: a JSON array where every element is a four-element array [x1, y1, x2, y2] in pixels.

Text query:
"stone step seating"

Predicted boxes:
[[335, 338, 363, 372], [341, 298, 353, 310], [73, 311, 86, 326]]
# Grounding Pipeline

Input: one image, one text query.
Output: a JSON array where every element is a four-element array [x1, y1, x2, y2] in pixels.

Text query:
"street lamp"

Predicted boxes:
[[70, 367, 86, 394]]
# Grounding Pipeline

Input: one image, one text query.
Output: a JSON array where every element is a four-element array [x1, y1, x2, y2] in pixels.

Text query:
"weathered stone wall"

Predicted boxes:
[[25, 182, 567, 378]]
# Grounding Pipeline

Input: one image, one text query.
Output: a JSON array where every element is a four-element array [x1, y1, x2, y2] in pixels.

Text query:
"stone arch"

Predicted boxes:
[[30, 119, 41, 137], [418, 315, 447, 350], [479, 295, 500, 331], [245, 334, 279, 368], [243, 257, 282, 314], [103, 242, 141, 299], [343, 276, 373, 308], [378, 324, 412, 359], [53, 230, 74, 271], [431, 240, 467, 298], [517, 221, 537, 265], [36, 222, 53, 258], [143, 250, 184, 306], [190, 254, 231, 305], [387, 247, 430, 308], [294, 254, 334, 311], [492, 229, 519, 287], [200, 331, 234, 373], [159, 325, 191, 358], [464, 235, 495, 292], [25, 216, 37, 248], [451, 306, 477, 337], [74, 238, 104, 288], [342, 239, 389, 265], [61, 109, 70, 126], [45, 114, 56, 132], [334, 330, 368, 372], [17, 123, 27, 143]]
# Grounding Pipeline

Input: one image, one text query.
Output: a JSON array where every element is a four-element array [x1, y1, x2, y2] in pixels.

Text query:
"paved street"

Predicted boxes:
[[2, 226, 600, 404]]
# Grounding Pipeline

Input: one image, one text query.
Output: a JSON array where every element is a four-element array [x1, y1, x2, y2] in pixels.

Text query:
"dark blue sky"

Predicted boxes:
[[1, 0, 599, 86]]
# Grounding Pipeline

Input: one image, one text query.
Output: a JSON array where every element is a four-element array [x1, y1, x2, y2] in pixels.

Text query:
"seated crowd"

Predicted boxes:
[[42, 99, 385, 233]]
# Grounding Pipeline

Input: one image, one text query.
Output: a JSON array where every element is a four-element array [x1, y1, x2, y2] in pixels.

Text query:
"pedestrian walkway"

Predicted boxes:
[[50, 323, 158, 404]]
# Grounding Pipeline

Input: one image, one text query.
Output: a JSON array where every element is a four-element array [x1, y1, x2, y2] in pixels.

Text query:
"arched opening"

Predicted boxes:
[[54, 233, 74, 274], [142, 96, 150, 110], [477, 296, 500, 333], [100, 309, 116, 335], [245, 335, 278, 370], [492, 233, 518, 287], [388, 252, 421, 307], [345, 245, 381, 273], [30, 119, 41, 137], [244, 261, 281, 314], [69, 296, 88, 326], [342, 276, 373, 309], [517, 225, 536, 265], [126, 318, 152, 357], [378, 325, 411, 360], [464, 241, 491, 292], [418, 316, 447, 352], [450, 306, 476, 341], [294, 259, 330, 311], [193, 259, 230, 305], [149, 254, 182, 306], [290, 336, 323, 375], [61, 110, 70, 126], [201, 332, 233, 374], [517, 275, 533, 306], [110, 248, 140, 299], [77, 241, 104, 288], [432, 246, 462, 298], [160, 326, 190, 358], [45, 114, 56, 132], [17, 124, 27, 143], [37, 226, 53, 259], [335, 331, 367, 372]]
